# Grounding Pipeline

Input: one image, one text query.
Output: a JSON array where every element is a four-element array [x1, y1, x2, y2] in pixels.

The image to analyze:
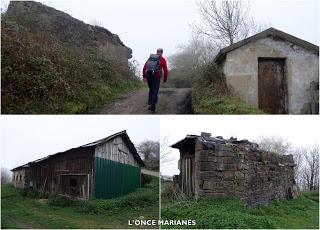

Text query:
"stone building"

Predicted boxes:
[[171, 132, 297, 207], [214, 28, 319, 114], [11, 130, 144, 199]]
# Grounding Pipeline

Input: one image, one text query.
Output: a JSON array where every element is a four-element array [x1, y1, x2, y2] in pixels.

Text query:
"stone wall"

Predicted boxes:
[[194, 141, 297, 207]]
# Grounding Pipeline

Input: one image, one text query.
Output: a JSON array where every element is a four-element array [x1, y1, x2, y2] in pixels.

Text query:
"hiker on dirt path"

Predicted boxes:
[[143, 48, 168, 112]]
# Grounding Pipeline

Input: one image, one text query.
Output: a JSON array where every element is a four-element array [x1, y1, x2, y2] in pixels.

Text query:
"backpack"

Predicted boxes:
[[146, 54, 160, 76]]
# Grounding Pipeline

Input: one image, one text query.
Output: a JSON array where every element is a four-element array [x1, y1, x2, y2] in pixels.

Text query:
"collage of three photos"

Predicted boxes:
[[1, 0, 319, 229]]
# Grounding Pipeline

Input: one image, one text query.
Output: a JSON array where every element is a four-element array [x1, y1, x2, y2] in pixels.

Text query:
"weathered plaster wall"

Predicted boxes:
[[194, 141, 296, 207], [222, 37, 319, 114]]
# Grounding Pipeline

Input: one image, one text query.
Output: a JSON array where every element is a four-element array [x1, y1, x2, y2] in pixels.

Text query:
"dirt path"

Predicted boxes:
[[99, 88, 192, 114]]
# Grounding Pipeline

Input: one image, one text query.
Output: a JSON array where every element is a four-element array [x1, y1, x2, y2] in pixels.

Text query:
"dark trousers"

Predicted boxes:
[[147, 74, 160, 106]]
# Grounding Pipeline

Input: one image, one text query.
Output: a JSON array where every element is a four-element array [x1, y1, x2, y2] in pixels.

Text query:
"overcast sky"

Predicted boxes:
[[160, 116, 320, 177], [1, 115, 160, 170], [5, 0, 317, 70]]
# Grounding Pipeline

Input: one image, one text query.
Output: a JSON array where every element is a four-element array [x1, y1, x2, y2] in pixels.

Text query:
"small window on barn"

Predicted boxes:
[[19, 175, 22, 181], [70, 178, 77, 187]]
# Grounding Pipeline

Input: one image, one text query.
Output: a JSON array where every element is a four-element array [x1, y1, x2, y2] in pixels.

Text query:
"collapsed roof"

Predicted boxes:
[[171, 132, 259, 152]]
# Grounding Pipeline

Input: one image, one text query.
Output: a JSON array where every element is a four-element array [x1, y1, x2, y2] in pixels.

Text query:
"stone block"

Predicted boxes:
[[223, 171, 234, 180]]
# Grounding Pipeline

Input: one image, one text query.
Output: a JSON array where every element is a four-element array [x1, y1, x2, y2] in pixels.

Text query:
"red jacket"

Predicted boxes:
[[143, 56, 168, 82]]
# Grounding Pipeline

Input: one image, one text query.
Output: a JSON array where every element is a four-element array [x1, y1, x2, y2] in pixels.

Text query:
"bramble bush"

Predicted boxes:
[[1, 11, 142, 114]]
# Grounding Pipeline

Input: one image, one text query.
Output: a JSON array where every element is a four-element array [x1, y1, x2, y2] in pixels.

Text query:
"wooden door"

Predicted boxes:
[[258, 58, 287, 114], [181, 157, 195, 195]]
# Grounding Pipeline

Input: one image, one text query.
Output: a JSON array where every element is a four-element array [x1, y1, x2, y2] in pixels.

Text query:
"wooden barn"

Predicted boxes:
[[171, 132, 297, 207], [11, 130, 144, 199]]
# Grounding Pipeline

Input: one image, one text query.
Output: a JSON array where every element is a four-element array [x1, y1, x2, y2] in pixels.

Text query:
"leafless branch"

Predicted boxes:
[[191, 0, 265, 47]]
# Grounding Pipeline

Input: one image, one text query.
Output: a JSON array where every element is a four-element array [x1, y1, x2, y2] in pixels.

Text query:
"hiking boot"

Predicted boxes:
[[148, 104, 156, 112]]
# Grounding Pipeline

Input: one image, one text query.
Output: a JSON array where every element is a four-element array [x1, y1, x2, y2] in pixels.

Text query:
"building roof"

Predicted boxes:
[[11, 163, 30, 171], [171, 132, 259, 151], [214, 27, 319, 64], [11, 130, 144, 171]]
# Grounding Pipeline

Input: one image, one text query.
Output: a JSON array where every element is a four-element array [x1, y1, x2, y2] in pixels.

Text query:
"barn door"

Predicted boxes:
[[258, 58, 287, 114]]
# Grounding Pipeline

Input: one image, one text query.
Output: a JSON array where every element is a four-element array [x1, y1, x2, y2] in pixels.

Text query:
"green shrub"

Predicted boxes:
[[48, 194, 74, 207], [20, 188, 49, 199], [1, 12, 143, 114], [141, 173, 152, 187], [21, 188, 39, 198], [77, 176, 159, 214]]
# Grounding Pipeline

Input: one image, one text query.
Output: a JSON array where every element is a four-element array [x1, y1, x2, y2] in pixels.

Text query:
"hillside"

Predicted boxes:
[[1, 1, 141, 114]]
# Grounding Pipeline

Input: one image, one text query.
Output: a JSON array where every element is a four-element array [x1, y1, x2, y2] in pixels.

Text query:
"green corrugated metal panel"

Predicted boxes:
[[94, 157, 141, 199]]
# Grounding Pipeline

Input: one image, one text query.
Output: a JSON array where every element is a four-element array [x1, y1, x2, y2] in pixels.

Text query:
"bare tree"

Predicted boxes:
[[169, 35, 217, 70], [256, 135, 293, 155], [1, 166, 12, 185], [160, 135, 175, 164], [166, 36, 218, 88], [192, 0, 260, 47], [137, 140, 159, 170], [300, 145, 319, 190], [292, 149, 303, 189]]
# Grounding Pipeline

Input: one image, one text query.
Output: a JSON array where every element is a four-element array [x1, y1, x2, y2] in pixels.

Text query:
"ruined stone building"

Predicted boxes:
[[11, 131, 144, 199], [171, 132, 297, 207], [214, 28, 319, 114]]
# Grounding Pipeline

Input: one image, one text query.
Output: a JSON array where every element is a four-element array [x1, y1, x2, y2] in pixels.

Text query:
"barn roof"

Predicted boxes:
[[11, 163, 30, 171], [171, 132, 259, 151], [11, 130, 144, 170], [214, 27, 319, 64]]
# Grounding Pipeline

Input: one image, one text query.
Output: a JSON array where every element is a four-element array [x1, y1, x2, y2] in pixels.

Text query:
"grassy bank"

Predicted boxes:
[[1, 177, 159, 229], [192, 63, 264, 114], [1, 3, 143, 114], [161, 191, 319, 229]]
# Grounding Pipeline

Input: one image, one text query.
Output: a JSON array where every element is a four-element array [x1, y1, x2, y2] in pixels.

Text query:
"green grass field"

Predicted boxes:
[[1, 177, 159, 229], [161, 190, 319, 229]]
